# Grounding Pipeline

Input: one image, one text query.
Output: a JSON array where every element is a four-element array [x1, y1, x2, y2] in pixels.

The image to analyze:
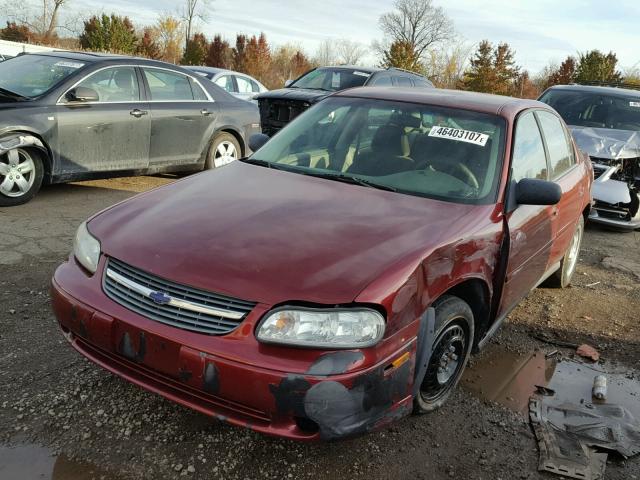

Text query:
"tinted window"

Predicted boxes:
[[143, 69, 194, 101], [251, 97, 506, 204], [0, 54, 85, 98], [215, 75, 234, 92], [395, 76, 413, 87], [536, 111, 574, 178], [236, 76, 254, 93], [74, 66, 139, 103], [370, 75, 392, 86], [250, 79, 261, 93], [511, 112, 548, 182], [190, 78, 209, 101], [539, 89, 640, 132], [291, 68, 371, 91]]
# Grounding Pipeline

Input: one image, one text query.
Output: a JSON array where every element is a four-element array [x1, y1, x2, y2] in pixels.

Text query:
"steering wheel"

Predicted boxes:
[[415, 160, 480, 189]]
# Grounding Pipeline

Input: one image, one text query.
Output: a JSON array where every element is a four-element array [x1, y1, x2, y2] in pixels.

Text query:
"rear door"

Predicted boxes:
[[535, 110, 584, 264], [56, 65, 150, 174], [498, 111, 555, 316], [234, 75, 259, 102], [142, 67, 217, 168]]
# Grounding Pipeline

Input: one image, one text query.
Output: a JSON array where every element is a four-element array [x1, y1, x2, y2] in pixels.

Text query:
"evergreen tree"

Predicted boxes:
[[575, 50, 622, 84], [79, 14, 137, 54], [380, 40, 424, 73], [206, 35, 231, 68], [461, 40, 495, 93], [181, 32, 208, 65]]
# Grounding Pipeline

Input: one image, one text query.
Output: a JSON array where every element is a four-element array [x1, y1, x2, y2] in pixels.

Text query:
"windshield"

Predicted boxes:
[[291, 68, 371, 92], [539, 89, 640, 132], [249, 97, 506, 204], [0, 54, 86, 98]]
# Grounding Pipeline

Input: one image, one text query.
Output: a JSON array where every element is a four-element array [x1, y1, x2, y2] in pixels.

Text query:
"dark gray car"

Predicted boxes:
[[0, 52, 260, 206]]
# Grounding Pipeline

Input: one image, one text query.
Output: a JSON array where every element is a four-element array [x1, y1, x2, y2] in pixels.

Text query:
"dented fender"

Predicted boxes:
[[0, 134, 45, 156]]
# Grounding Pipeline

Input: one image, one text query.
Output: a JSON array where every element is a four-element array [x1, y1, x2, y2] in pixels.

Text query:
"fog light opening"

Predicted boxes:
[[294, 416, 319, 434]]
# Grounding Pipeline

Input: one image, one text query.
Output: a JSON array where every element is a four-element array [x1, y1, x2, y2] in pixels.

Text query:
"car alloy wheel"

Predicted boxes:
[[213, 140, 238, 168], [420, 321, 468, 403], [565, 217, 583, 280], [0, 148, 36, 198]]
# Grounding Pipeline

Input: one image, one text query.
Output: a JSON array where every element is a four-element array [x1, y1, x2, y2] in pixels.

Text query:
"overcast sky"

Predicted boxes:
[[66, 0, 640, 73]]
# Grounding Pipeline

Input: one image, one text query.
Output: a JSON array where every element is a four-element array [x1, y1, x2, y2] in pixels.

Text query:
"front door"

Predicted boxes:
[[56, 66, 150, 175], [498, 111, 555, 317], [142, 67, 216, 168]]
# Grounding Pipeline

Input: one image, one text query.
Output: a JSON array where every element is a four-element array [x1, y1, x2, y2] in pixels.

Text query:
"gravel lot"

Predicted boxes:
[[1, 176, 639, 480]]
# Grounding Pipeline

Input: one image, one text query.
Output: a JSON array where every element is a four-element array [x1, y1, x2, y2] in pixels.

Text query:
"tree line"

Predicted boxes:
[[1, 0, 638, 95]]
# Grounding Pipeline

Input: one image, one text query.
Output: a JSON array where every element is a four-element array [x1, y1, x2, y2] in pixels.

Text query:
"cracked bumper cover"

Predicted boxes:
[[51, 259, 419, 441]]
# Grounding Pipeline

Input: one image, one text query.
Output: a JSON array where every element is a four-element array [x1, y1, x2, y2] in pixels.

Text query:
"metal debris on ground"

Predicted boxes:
[[530, 390, 640, 480]]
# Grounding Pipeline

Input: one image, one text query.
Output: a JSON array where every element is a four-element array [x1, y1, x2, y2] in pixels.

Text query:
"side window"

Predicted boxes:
[[394, 76, 413, 87], [250, 79, 261, 93], [143, 69, 194, 101], [370, 75, 393, 86], [214, 75, 234, 93], [235, 76, 254, 94], [74, 66, 139, 102], [190, 78, 209, 101], [536, 111, 575, 179], [511, 112, 548, 182]]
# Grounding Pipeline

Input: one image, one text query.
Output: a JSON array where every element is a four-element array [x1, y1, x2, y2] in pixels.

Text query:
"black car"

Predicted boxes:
[[256, 66, 434, 136], [539, 84, 640, 230], [0, 52, 260, 206]]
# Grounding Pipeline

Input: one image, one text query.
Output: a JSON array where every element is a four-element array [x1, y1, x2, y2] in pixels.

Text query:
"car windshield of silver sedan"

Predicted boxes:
[[248, 97, 506, 204], [0, 54, 85, 99], [290, 68, 371, 91], [539, 90, 640, 132]]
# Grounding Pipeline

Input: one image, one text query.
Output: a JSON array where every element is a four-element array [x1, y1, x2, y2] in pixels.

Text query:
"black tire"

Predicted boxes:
[[0, 147, 44, 207], [205, 132, 241, 170], [548, 215, 584, 288], [413, 295, 475, 414]]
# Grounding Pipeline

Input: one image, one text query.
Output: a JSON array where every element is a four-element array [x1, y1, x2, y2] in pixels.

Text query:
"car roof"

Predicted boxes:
[[22, 51, 186, 70], [334, 87, 550, 118], [185, 66, 229, 74], [545, 84, 640, 98]]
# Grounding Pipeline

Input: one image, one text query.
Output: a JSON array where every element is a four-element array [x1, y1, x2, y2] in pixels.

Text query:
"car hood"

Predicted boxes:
[[256, 88, 330, 104], [89, 162, 486, 306], [570, 126, 640, 160]]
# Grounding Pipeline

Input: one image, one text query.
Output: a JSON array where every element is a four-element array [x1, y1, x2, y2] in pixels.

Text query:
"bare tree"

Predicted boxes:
[[335, 39, 368, 65], [424, 39, 472, 88], [379, 0, 454, 61], [181, 0, 212, 50], [314, 39, 337, 66], [2, 0, 74, 41]]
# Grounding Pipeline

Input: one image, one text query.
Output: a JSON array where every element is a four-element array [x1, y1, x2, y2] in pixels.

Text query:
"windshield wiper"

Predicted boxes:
[[305, 172, 397, 192], [0, 87, 27, 101], [240, 157, 273, 168]]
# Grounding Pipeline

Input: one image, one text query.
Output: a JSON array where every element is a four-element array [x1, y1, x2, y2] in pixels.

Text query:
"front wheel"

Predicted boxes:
[[0, 147, 44, 206], [549, 215, 584, 288], [205, 132, 241, 170], [414, 295, 475, 414]]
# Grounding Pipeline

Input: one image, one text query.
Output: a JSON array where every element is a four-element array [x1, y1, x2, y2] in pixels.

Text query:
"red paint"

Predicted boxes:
[[51, 90, 592, 440]]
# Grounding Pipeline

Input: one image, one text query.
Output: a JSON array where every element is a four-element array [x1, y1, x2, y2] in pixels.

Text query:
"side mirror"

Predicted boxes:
[[515, 178, 562, 206], [65, 87, 99, 103], [248, 133, 270, 152], [284, 79, 293, 87]]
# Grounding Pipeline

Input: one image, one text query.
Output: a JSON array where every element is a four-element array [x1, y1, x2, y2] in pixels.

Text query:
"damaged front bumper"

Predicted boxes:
[[51, 259, 419, 441], [589, 162, 640, 230]]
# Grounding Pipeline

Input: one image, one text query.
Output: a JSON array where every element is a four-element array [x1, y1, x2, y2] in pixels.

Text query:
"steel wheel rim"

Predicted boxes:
[[566, 221, 583, 278], [420, 321, 468, 402], [0, 149, 36, 198], [213, 141, 237, 168]]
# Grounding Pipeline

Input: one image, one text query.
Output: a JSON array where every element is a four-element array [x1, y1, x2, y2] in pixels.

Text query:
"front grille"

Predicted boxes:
[[259, 99, 309, 135], [103, 258, 255, 335]]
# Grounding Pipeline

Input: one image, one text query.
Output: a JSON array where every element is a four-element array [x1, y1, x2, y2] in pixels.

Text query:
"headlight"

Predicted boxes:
[[256, 307, 385, 348], [73, 221, 101, 274]]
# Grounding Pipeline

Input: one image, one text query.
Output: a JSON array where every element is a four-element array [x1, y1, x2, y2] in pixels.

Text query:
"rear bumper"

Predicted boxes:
[[51, 262, 417, 441]]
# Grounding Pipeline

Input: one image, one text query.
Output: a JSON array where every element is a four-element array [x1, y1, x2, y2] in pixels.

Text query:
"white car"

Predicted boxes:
[[185, 66, 268, 103]]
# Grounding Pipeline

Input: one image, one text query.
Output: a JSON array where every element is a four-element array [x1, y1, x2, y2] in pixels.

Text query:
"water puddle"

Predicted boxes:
[[462, 348, 640, 417], [0, 444, 119, 480]]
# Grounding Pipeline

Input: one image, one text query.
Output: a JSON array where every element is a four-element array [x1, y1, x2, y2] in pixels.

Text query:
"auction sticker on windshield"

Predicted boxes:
[[428, 126, 489, 146]]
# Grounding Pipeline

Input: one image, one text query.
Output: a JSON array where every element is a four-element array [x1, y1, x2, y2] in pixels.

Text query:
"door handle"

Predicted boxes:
[[201, 109, 213, 116], [130, 109, 148, 118]]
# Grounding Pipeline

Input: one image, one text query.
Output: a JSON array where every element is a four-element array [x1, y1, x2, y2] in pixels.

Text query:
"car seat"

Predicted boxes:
[[347, 124, 413, 176]]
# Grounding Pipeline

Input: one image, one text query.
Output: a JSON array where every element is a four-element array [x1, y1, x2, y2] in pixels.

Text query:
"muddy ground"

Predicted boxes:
[[0, 176, 639, 480]]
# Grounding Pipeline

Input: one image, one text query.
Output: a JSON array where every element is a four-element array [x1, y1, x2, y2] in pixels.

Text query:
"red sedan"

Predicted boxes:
[[51, 88, 592, 440]]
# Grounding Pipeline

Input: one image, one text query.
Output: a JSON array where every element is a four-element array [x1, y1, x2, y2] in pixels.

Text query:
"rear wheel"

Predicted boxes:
[[414, 295, 475, 414], [205, 132, 240, 170], [0, 147, 44, 206], [549, 215, 584, 288]]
